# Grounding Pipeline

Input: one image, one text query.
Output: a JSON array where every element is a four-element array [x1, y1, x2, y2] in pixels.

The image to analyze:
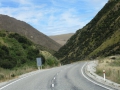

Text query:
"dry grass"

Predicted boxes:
[[96, 56, 120, 84], [0, 65, 37, 82]]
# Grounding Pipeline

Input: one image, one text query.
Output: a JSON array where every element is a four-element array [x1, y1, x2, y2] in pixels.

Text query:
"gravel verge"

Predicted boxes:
[[85, 61, 120, 90]]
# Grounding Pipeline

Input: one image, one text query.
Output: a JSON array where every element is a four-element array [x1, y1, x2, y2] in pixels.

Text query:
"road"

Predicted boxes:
[[0, 61, 115, 90]]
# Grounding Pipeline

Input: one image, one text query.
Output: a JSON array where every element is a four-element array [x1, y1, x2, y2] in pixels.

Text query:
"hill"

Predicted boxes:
[[55, 0, 120, 64], [0, 31, 59, 69], [0, 31, 60, 82], [49, 33, 74, 45], [0, 14, 61, 51], [0, 31, 40, 69]]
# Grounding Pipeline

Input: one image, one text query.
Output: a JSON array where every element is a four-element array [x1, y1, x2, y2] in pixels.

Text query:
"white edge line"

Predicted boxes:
[[0, 70, 43, 90], [81, 62, 113, 90]]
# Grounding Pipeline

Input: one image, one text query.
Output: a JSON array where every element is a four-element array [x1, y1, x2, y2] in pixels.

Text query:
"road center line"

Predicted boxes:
[[52, 84, 54, 87], [81, 62, 113, 90]]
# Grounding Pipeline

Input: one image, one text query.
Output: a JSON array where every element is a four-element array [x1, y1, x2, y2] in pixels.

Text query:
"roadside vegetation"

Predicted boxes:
[[0, 65, 37, 82], [96, 56, 120, 84], [40, 51, 60, 68], [0, 31, 60, 82]]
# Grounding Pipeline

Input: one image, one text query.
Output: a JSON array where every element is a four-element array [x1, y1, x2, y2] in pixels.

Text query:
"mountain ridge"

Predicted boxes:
[[0, 14, 61, 51], [55, 0, 120, 64]]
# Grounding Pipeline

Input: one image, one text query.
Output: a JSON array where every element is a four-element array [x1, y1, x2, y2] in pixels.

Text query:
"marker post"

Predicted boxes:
[[103, 70, 106, 81]]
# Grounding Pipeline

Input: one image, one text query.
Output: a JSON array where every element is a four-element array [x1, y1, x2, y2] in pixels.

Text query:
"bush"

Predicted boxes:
[[0, 32, 6, 37], [0, 59, 17, 69], [0, 45, 9, 59], [46, 58, 55, 66], [41, 55, 45, 64], [18, 36, 32, 45], [27, 48, 39, 60], [8, 33, 32, 45]]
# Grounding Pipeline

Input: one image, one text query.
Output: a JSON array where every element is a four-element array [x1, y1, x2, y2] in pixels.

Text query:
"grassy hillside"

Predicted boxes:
[[0, 30, 60, 82], [49, 33, 74, 45], [0, 30, 59, 69], [0, 14, 61, 51], [0, 30, 40, 69], [55, 0, 120, 64]]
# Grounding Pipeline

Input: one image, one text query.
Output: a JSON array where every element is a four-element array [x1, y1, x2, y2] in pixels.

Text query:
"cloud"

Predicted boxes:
[[0, 0, 108, 35], [11, 0, 32, 6]]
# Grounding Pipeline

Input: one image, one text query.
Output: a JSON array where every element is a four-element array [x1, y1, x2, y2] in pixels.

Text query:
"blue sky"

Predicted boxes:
[[0, 0, 108, 36]]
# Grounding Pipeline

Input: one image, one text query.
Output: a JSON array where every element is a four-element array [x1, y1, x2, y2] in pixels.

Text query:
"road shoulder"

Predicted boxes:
[[84, 61, 120, 90]]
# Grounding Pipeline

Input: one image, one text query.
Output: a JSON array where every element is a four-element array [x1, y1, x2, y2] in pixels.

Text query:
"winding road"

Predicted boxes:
[[0, 61, 115, 90]]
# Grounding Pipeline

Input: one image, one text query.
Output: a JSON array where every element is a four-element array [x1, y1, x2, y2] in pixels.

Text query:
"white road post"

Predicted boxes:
[[103, 70, 106, 81], [52, 84, 54, 87]]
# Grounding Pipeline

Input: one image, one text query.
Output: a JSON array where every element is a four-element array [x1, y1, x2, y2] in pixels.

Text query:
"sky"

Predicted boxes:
[[0, 0, 108, 36]]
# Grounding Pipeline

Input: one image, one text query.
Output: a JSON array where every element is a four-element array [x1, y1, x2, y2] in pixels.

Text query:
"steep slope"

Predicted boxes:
[[49, 33, 74, 45], [0, 31, 60, 69], [0, 31, 40, 69], [0, 14, 61, 51], [55, 0, 120, 64]]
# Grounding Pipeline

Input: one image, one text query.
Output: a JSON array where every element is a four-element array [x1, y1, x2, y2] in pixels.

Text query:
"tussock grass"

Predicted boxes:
[[96, 56, 120, 84]]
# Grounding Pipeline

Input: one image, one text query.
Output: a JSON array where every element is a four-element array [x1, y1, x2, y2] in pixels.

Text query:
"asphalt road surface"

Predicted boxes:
[[0, 61, 115, 90]]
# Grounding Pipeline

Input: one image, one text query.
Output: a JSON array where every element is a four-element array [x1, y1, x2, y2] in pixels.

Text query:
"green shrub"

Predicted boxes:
[[0, 32, 6, 37], [46, 58, 54, 66], [8, 33, 32, 45], [0, 59, 17, 69]]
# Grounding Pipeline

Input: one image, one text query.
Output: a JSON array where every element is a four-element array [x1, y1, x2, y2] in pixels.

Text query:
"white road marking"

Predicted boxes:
[[54, 77, 56, 80], [52, 84, 54, 87], [81, 63, 113, 90]]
